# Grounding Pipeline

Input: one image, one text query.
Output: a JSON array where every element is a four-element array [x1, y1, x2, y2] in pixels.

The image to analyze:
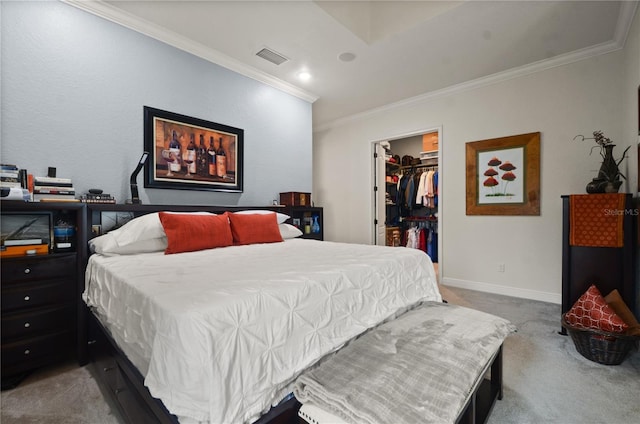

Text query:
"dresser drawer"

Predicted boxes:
[[2, 305, 75, 339], [1, 279, 75, 312], [1, 254, 76, 283], [1, 331, 74, 370]]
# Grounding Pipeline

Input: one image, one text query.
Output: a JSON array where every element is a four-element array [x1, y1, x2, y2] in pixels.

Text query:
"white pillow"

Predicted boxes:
[[110, 213, 164, 247], [89, 232, 167, 256], [110, 211, 213, 248], [235, 210, 289, 224], [279, 223, 303, 239]]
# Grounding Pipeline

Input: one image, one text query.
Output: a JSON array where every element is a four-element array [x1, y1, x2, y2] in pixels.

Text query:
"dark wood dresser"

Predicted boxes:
[[1, 201, 86, 389], [561, 194, 638, 333]]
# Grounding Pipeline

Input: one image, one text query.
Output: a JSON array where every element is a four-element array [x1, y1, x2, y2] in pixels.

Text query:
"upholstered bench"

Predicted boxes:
[[294, 302, 514, 424]]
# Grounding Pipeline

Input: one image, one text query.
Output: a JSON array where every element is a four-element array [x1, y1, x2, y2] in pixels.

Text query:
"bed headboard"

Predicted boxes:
[[86, 203, 285, 239]]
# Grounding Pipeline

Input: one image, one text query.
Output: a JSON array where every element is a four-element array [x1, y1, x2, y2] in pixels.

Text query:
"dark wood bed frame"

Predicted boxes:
[[79, 204, 502, 424], [80, 204, 300, 423]]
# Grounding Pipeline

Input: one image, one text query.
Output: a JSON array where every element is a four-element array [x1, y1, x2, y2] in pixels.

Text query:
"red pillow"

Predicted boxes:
[[565, 285, 629, 333], [159, 212, 233, 254], [228, 212, 283, 245]]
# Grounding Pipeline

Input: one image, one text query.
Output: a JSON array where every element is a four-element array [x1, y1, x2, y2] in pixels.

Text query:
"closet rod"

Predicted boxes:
[[401, 163, 438, 170]]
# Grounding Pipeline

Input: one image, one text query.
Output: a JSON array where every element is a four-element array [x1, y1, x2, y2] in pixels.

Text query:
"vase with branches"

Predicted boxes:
[[574, 130, 630, 193]]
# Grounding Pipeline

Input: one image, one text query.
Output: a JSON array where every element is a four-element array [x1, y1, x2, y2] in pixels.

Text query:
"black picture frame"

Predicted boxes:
[[1, 212, 53, 249], [144, 106, 243, 192]]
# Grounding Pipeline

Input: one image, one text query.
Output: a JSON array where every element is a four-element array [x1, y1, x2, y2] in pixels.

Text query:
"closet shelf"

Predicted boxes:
[[401, 216, 437, 222]]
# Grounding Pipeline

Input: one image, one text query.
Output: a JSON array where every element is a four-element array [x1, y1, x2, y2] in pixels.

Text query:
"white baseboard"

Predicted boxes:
[[442, 277, 562, 305]]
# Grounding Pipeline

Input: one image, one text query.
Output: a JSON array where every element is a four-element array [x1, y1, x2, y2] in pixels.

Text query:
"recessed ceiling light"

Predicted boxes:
[[338, 52, 356, 62], [298, 71, 312, 81]]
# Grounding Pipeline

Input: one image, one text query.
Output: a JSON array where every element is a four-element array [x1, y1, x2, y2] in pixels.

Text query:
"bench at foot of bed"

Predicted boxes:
[[298, 346, 502, 424], [294, 302, 514, 424]]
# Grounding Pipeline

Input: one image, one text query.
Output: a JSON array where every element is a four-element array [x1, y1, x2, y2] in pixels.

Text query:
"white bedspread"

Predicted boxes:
[[83, 239, 440, 424]]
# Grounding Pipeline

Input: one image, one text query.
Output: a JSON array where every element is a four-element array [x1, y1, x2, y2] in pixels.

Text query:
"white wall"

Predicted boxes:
[[622, 6, 640, 194], [621, 7, 640, 314], [314, 41, 635, 303], [0, 1, 312, 206]]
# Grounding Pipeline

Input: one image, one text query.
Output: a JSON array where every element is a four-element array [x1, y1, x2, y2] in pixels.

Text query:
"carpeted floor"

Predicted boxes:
[[0, 360, 122, 424], [443, 286, 640, 424], [1, 285, 638, 423]]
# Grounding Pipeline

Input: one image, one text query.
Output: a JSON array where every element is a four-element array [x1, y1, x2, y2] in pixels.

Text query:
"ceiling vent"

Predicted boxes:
[[256, 47, 289, 66]]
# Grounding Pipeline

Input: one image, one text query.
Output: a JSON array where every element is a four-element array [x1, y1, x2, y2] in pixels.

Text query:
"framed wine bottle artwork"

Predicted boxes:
[[143, 106, 243, 192]]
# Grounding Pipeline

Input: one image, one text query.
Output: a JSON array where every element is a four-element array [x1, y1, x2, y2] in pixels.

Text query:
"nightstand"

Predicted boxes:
[[1, 201, 86, 389]]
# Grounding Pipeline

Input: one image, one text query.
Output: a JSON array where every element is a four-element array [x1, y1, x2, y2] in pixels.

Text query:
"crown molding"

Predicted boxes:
[[314, 39, 623, 132], [61, 0, 319, 104], [314, 1, 638, 132], [60, 0, 636, 131], [614, 1, 638, 47]]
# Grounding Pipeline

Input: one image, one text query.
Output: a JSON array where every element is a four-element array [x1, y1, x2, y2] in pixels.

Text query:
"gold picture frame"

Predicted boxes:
[[466, 132, 540, 215]]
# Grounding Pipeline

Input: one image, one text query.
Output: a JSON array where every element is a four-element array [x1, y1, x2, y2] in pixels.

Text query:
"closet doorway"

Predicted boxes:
[[373, 128, 442, 274]]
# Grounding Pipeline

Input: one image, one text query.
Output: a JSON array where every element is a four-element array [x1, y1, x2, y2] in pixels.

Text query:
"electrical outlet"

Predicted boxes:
[[497, 263, 505, 273]]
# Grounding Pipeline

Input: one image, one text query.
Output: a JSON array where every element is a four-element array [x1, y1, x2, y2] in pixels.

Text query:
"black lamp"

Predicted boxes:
[[128, 152, 148, 204]]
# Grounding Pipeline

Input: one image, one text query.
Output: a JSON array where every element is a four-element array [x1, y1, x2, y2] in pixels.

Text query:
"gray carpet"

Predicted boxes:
[[0, 361, 122, 424], [442, 286, 640, 424], [1, 285, 638, 423]]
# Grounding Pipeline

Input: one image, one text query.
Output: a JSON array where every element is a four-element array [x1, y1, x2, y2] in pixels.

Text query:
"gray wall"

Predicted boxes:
[[1, 1, 312, 206]]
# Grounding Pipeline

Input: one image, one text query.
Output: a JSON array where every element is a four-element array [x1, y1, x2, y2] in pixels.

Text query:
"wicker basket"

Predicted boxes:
[[562, 314, 639, 365]]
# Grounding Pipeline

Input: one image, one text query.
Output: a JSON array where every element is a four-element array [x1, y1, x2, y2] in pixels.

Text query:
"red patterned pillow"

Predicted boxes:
[[159, 212, 233, 254], [565, 285, 629, 333]]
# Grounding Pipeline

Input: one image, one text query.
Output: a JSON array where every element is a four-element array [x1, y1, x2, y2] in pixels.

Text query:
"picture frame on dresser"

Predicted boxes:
[[1, 212, 53, 253], [143, 106, 244, 193]]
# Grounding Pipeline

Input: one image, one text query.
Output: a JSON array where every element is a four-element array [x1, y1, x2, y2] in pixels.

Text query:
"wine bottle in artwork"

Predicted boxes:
[[185, 134, 196, 177], [197, 134, 207, 176], [208, 136, 217, 177], [168, 130, 182, 175], [216, 137, 227, 178]]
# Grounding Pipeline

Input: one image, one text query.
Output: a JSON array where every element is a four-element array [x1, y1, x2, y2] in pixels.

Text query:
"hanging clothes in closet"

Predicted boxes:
[[396, 171, 415, 217], [398, 166, 439, 216], [402, 219, 438, 263], [415, 167, 438, 208]]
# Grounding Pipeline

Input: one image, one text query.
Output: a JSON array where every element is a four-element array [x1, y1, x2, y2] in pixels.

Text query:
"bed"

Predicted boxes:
[[81, 204, 441, 424]]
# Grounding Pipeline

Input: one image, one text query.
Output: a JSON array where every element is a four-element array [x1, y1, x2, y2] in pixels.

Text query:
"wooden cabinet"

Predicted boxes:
[[385, 226, 401, 247], [283, 206, 323, 241], [561, 194, 638, 333], [0, 201, 86, 388]]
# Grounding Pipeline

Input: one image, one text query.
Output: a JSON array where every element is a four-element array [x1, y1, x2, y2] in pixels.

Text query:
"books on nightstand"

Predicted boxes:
[[1, 164, 22, 189], [79, 193, 116, 204], [33, 176, 78, 202]]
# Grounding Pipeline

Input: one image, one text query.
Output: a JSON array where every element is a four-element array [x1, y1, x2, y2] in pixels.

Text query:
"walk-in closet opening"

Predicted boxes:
[[373, 129, 442, 277]]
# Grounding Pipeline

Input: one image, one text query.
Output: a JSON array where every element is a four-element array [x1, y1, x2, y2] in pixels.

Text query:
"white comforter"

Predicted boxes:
[[84, 239, 440, 424]]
